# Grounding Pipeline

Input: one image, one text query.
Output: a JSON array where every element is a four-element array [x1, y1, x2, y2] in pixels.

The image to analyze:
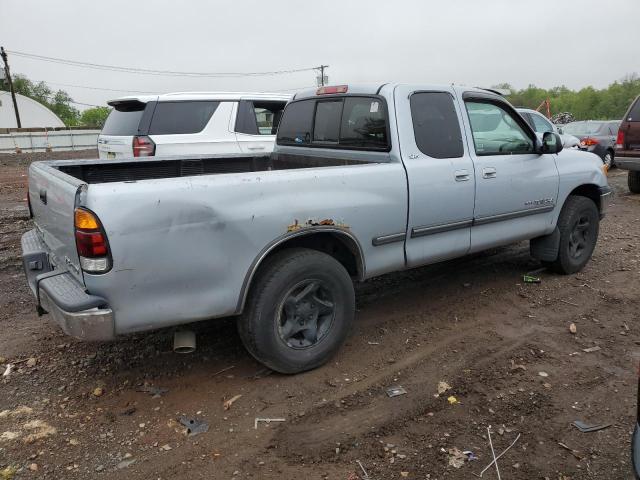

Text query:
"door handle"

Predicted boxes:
[[482, 167, 497, 179], [247, 146, 265, 150], [454, 169, 470, 182]]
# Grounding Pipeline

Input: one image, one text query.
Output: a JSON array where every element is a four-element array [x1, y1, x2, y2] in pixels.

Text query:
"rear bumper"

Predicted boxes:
[[616, 156, 640, 171], [21, 229, 116, 341]]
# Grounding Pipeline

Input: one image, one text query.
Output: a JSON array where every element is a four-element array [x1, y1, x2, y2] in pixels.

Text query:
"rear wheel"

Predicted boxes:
[[629, 171, 640, 194], [238, 248, 355, 374], [547, 196, 599, 274], [603, 150, 614, 169]]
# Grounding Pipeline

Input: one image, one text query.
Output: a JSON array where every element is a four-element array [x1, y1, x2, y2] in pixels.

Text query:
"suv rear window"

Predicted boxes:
[[628, 97, 640, 121], [101, 102, 146, 136], [277, 96, 389, 150], [149, 101, 219, 135]]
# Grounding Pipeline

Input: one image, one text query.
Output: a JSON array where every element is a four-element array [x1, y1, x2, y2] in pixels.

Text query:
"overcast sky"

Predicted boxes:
[[1, 0, 638, 110]]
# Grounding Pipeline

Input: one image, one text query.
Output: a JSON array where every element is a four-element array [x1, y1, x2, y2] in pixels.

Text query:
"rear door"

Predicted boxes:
[[460, 93, 559, 252], [98, 99, 152, 159], [394, 85, 475, 267], [28, 163, 84, 283], [234, 100, 287, 153], [622, 98, 640, 151], [146, 100, 237, 155]]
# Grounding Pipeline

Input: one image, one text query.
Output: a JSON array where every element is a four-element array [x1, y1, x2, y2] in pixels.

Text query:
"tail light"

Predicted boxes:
[[580, 137, 599, 147], [616, 130, 625, 149], [74, 208, 111, 273], [316, 85, 348, 95], [132, 135, 155, 157]]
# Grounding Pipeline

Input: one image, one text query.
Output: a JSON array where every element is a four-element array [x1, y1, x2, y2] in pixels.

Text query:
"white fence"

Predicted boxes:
[[0, 129, 100, 153]]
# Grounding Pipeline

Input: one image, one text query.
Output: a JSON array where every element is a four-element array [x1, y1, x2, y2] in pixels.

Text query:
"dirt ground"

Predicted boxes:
[[1, 150, 639, 480]]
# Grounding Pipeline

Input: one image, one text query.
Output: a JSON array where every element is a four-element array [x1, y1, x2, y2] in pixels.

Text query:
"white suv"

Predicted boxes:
[[97, 92, 290, 159]]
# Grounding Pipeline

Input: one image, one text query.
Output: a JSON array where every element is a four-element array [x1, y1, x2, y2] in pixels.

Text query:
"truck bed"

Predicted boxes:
[[55, 152, 371, 184]]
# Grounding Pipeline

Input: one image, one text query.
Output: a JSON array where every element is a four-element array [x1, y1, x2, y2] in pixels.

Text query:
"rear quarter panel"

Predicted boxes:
[[82, 162, 408, 334]]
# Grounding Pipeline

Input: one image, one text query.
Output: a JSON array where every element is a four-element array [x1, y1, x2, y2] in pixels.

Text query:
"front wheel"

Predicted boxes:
[[238, 248, 355, 374], [547, 196, 599, 274]]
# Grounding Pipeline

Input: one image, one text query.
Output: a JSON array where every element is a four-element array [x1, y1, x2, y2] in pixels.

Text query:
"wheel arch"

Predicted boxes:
[[567, 183, 602, 212], [236, 227, 365, 313]]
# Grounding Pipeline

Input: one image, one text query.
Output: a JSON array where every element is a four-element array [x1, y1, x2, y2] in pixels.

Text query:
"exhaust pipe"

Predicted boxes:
[[173, 330, 196, 354]]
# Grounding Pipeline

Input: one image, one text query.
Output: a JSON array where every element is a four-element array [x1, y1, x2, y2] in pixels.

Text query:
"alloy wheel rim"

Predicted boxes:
[[568, 214, 591, 259], [276, 279, 336, 349]]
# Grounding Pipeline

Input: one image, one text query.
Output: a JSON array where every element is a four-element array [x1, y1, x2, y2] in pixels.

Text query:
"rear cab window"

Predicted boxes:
[[277, 96, 389, 151]]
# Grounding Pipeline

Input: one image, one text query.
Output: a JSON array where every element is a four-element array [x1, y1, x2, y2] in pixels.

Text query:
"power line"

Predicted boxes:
[[32, 79, 157, 94], [9, 49, 322, 78]]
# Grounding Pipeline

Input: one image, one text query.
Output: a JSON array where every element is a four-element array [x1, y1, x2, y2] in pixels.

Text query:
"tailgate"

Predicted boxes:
[[97, 135, 134, 159], [28, 162, 85, 284]]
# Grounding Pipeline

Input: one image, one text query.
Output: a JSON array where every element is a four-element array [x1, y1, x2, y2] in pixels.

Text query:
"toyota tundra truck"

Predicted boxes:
[[22, 83, 612, 374]]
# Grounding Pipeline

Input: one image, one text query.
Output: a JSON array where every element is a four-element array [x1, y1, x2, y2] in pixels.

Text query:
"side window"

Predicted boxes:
[[410, 92, 463, 158], [313, 100, 342, 143], [276, 100, 315, 145], [148, 101, 219, 135], [628, 98, 640, 121], [530, 113, 554, 133], [465, 101, 534, 155], [236, 101, 287, 135], [339, 97, 388, 150]]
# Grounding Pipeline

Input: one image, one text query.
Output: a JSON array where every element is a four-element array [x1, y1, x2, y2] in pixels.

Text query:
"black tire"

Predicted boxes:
[[238, 248, 355, 374], [547, 196, 599, 275], [629, 171, 640, 194]]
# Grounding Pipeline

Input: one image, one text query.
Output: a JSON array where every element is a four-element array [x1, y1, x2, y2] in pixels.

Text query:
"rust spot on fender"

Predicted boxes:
[[287, 218, 349, 233]]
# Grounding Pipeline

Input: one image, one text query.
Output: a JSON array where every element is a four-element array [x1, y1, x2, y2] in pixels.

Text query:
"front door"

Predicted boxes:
[[458, 94, 559, 252], [395, 85, 476, 267]]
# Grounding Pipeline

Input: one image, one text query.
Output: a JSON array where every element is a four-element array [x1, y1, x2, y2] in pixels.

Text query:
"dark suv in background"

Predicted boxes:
[[616, 95, 640, 193], [563, 120, 620, 168]]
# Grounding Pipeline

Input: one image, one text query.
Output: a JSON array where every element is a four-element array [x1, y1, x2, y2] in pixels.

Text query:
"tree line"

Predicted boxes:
[[3, 74, 640, 127], [497, 74, 640, 120]]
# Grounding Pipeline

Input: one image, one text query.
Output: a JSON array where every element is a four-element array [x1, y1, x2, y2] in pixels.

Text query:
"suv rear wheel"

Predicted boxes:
[[546, 196, 599, 274], [629, 171, 640, 194], [238, 248, 355, 374]]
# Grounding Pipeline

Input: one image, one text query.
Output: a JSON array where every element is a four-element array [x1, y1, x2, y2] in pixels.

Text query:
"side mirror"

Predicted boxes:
[[539, 132, 563, 154], [557, 127, 564, 135]]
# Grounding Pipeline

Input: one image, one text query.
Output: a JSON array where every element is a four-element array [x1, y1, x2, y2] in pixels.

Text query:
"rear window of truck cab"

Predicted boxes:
[[277, 96, 389, 151]]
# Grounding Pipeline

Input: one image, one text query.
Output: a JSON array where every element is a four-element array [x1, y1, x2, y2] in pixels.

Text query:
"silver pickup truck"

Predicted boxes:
[[22, 83, 611, 373]]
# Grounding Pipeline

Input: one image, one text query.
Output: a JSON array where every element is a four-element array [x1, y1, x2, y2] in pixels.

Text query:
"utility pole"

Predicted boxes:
[[318, 65, 329, 86], [1, 47, 22, 128]]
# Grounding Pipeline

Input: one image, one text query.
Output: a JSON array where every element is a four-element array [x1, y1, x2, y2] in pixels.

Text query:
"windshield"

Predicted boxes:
[[562, 122, 605, 136]]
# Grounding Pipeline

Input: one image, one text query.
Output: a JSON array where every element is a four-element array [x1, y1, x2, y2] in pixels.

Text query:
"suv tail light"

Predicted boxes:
[[133, 135, 155, 157], [580, 137, 599, 147], [616, 130, 625, 149], [74, 208, 111, 273]]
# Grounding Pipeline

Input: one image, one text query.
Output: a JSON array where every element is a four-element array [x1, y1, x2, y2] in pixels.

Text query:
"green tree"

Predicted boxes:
[[504, 74, 640, 120], [79, 106, 111, 128]]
